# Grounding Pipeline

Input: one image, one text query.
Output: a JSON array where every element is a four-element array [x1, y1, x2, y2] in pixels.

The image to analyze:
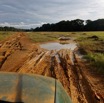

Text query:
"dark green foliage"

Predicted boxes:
[[85, 19, 104, 31], [33, 19, 84, 31], [34, 19, 104, 31], [0, 26, 24, 31]]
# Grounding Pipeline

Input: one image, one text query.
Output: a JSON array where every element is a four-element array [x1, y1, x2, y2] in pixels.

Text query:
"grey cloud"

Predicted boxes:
[[0, 22, 46, 29], [0, 0, 104, 28]]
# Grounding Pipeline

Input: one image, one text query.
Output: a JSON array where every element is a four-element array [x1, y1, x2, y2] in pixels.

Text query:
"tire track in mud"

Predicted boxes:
[[18, 52, 46, 73], [74, 54, 104, 103], [18, 48, 100, 103]]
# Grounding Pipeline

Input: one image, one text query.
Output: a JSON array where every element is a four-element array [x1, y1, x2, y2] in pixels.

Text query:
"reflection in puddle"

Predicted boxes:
[[40, 42, 77, 50]]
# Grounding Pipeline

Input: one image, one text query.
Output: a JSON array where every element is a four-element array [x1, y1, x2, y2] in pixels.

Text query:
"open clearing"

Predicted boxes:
[[0, 32, 104, 103]]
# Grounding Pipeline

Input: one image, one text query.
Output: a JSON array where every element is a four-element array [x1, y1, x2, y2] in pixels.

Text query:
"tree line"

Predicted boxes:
[[0, 19, 104, 31], [0, 26, 24, 31], [34, 19, 104, 31]]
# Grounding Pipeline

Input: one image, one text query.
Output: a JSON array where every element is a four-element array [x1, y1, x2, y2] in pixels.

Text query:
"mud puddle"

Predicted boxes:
[[40, 42, 77, 50]]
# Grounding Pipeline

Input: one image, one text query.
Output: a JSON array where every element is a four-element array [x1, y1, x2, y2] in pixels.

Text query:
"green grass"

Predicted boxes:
[[84, 53, 104, 74], [76, 32, 104, 74], [0, 31, 14, 41], [76, 32, 104, 53], [26, 32, 79, 42]]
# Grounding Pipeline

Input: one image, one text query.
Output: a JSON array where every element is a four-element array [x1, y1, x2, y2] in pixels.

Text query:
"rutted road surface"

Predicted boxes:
[[0, 33, 104, 103]]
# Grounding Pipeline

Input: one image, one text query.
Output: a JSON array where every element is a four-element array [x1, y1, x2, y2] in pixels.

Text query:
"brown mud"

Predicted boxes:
[[0, 32, 104, 103]]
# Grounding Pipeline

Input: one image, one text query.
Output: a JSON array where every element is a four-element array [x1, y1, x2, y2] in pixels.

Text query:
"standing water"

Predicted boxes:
[[40, 42, 77, 51]]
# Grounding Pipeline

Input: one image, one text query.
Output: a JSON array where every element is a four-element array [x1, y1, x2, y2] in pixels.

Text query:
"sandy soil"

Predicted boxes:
[[0, 32, 104, 103]]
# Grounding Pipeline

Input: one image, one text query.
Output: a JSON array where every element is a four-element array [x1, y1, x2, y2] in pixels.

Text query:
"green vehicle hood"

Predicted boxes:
[[0, 72, 72, 103]]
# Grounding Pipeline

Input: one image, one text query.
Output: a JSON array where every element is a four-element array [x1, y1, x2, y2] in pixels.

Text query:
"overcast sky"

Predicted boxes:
[[0, 0, 104, 29]]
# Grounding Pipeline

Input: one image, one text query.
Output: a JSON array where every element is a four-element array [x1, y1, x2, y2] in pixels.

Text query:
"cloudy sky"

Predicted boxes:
[[0, 0, 104, 29]]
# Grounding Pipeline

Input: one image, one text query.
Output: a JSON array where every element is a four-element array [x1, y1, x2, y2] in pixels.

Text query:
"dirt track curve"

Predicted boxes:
[[0, 33, 104, 103]]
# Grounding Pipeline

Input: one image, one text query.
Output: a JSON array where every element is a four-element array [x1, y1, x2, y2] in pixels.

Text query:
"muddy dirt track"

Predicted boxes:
[[0, 33, 104, 103]]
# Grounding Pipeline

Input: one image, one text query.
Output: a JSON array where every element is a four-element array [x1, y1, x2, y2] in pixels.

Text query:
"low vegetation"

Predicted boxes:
[[26, 32, 75, 42], [84, 53, 104, 73], [0, 31, 14, 41], [76, 32, 104, 74]]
